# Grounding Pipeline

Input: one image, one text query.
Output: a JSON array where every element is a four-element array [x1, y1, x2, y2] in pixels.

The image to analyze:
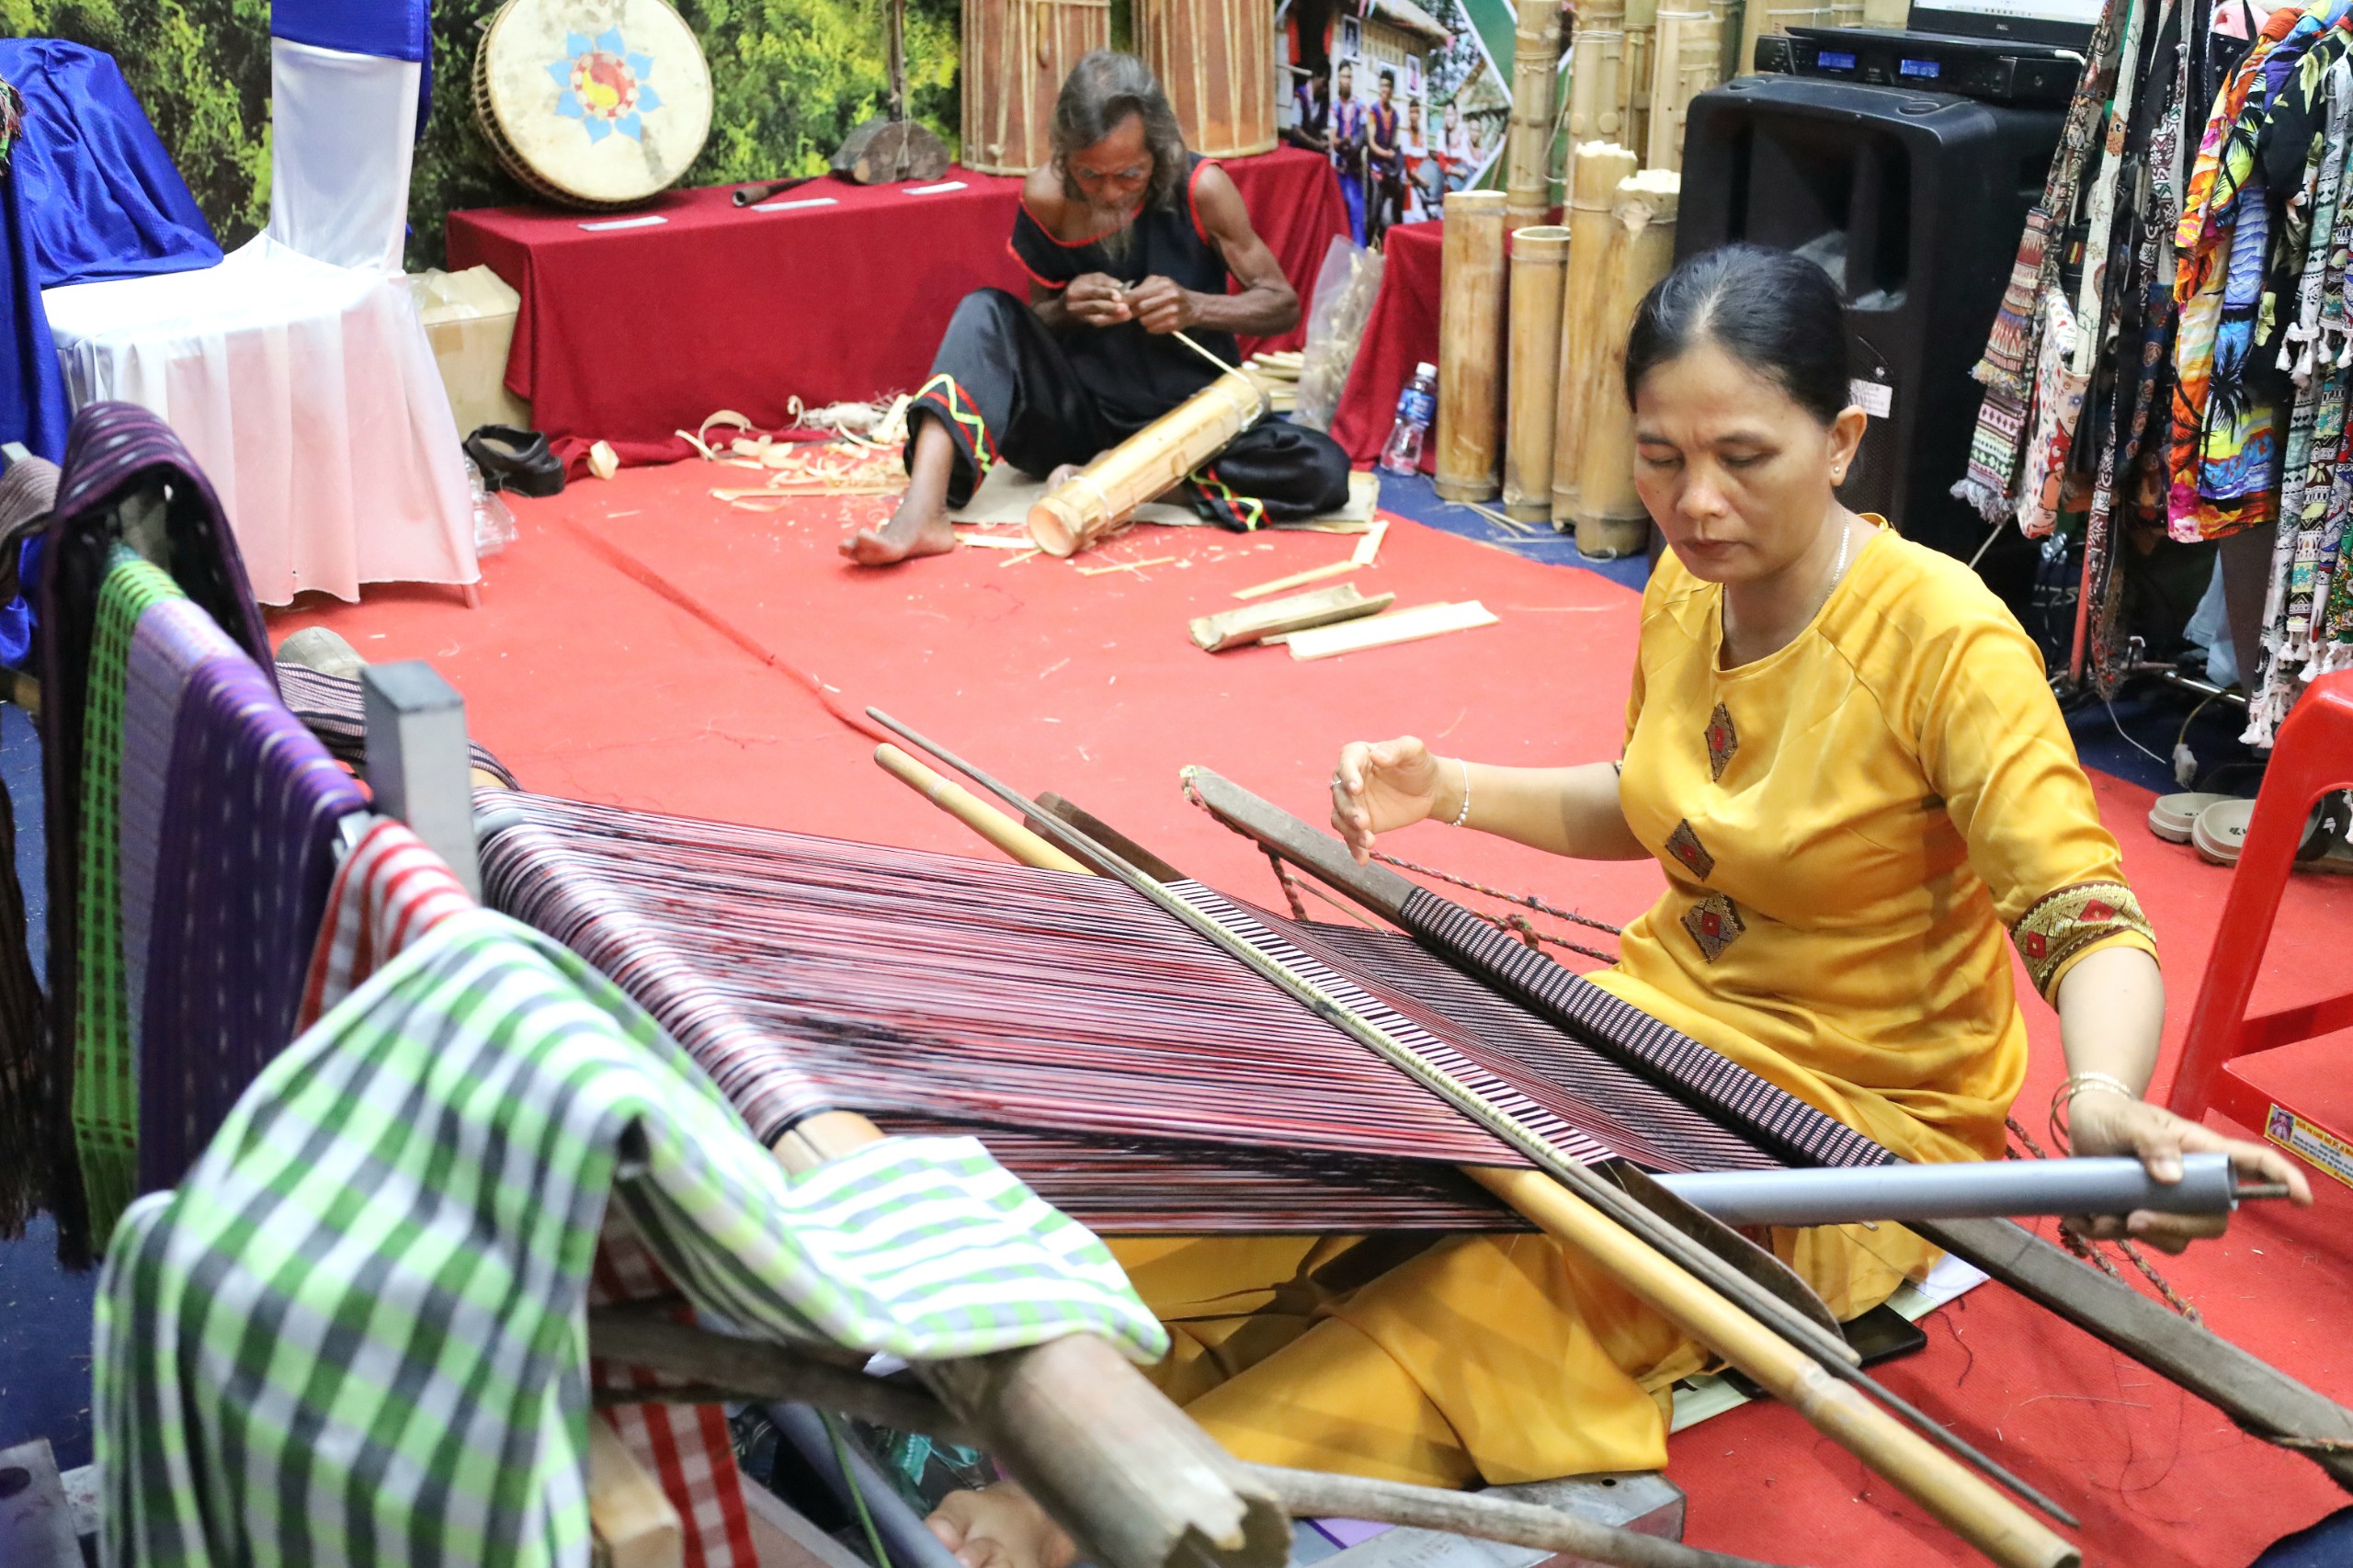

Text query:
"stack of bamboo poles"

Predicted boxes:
[[1436, 145, 1680, 557]]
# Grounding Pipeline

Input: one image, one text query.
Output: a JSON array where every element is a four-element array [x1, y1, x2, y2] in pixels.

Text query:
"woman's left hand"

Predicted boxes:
[[2061, 1090, 2313, 1253]]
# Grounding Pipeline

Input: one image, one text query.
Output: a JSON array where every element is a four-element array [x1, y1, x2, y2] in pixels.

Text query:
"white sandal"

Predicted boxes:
[[2149, 790, 2231, 843]]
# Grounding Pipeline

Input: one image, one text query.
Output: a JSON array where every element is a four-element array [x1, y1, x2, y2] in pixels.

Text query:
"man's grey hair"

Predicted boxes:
[[1051, 51, 1188, 210]]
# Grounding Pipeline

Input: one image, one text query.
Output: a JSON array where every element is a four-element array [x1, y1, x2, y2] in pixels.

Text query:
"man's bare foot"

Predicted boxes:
[[841, 508, 959, 566], [925, 1483, 1078, 1568]]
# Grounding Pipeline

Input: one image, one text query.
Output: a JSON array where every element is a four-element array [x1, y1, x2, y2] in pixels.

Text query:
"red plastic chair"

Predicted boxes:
[[2166, 669, 2353, 1187]]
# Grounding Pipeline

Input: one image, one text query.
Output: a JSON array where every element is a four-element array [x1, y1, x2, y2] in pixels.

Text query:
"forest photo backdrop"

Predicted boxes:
[[2, 0, 961, 269]]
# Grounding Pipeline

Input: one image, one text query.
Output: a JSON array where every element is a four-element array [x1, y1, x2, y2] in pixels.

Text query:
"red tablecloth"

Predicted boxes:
[[447, 149, 1347, 450], [1331, 219, 1442, 470]]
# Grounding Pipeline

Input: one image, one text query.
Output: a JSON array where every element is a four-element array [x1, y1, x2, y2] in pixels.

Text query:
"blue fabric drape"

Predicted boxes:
[[0, 41, 222, 289], [0, 81, 67, 467], [271, 0, 433, 141]]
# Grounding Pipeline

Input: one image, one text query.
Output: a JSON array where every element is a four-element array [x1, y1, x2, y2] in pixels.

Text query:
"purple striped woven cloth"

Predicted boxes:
[[38, 403, 275, 1262], [119, 598, 239, 1050], [134, 648, 363, 1197]]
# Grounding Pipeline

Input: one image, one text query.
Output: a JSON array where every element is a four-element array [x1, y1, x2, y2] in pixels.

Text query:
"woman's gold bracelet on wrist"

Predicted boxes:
[[2048, 1070, 2141, 1154]]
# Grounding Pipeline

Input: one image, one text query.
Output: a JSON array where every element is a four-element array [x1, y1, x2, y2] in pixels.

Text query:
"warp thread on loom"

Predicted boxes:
[[477, 791, 1807, 1235]]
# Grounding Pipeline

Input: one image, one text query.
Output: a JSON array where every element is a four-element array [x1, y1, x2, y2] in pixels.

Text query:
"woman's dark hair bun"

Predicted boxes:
[[1622, 244, 1852, 426]]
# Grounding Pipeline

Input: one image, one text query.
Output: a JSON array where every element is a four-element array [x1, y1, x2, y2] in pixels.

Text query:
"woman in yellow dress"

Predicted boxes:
[[925, 244, 2312, 1568]]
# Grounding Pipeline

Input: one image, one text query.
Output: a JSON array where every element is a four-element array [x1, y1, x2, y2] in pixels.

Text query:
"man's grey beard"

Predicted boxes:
[[1096, 220, 1138, 270]]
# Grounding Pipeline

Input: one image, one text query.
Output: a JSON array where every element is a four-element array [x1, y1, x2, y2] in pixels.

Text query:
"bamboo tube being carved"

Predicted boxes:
[[1435, 189, 1510, 502], [1506, 4, 1566, 228], [1550, 142, 1640, 527], [878, 754, 2079, 1568], [1504, 225, 1573, 524], [1573, 168, 1680, 559], [1646, 6, 1722, 171], [1027, 370, 1267, 556]]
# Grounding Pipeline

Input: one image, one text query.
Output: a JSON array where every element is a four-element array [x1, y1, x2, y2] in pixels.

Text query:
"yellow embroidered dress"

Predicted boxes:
[[1121, 524, 2159, 1488]]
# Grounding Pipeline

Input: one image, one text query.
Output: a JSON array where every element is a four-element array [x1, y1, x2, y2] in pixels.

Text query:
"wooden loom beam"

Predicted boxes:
[[765, 1108, 1290, 1568], [1179, 767, 2353, 1496], [870, 733, 2075, 1568]]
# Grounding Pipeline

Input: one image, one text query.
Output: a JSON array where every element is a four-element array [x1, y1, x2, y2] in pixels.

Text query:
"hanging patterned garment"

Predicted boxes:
[[131, 645, 365, 1199], [1956, 0, 2134, 517], [33, 403, 274, 1266], [2018, 291, 2089, 539], [2170, 0, 2347, 540], [302, 815, 762, 1568], [96, 908, 1165, 1568], [67, 550, 185, 1239]]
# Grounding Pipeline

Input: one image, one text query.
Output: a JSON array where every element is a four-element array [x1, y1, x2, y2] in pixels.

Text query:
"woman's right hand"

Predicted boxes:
[[1331, 736, 1446, 864]]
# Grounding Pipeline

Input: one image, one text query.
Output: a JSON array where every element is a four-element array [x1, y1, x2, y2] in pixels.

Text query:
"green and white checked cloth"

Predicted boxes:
[[97, 907, 1166, 1566]]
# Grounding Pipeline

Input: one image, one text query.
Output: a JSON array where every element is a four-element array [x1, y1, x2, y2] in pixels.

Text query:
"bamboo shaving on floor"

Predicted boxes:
[[676, 401, 915, 510]]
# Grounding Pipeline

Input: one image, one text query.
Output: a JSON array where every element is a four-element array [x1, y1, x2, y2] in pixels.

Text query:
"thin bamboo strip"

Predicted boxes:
[[1572, 169, 1678, 559], [1434, 190, 1510, 502], [1504, 224, 1573, 523], [1550, 142, 1640, 526]]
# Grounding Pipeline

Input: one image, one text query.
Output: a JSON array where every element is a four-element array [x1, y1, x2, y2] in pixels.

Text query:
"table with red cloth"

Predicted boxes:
[[446, 149, 1348, 456], [1330, 218, 1441, 472]]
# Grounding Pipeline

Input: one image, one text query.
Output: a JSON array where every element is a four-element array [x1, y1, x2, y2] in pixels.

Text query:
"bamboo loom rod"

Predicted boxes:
[[1169, 767, 2084, 1528], [867, 716, 2078, 1568], [876, 744, 1090, 872], [1177, 766, 2353, 1497]]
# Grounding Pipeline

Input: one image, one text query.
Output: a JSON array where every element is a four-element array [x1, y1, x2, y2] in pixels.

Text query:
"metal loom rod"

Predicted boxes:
[[881, 750, 2081, 1535], [866, 710, 2080, 1568]]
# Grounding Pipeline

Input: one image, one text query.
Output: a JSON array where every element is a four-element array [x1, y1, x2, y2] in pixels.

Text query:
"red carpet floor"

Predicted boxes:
[[276, 460, 2353, 1567]]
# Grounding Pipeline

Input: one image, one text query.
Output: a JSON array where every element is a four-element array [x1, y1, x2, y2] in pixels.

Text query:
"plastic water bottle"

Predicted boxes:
[[1380, 362, 1438, 475]]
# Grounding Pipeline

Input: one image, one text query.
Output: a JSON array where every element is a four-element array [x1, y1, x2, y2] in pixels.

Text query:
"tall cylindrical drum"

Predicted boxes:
[[962, 0, 1112, 175], [1137, 0, 1277, 157], [1574, 169, 1680, 559], [1565, 0, 1630, 142], [1434, 190, 1510, 503], [1506, 6, 1565, 228], [1503, 225, 1572, 524], [1550, 142, 1639, 525]]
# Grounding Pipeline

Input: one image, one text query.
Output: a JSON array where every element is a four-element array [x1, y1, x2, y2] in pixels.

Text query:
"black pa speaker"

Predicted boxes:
[[1677, 76, 2063, 596]]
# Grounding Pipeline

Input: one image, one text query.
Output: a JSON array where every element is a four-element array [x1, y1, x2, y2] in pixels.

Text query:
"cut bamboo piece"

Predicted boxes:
[[1506, 6, 1566, 227], [1573, 170, 1679, 560], [1471, 1168, 2078, 1568], [1646, 7, 1722, 172], [1350, 518, 1390, 566], [1621, 0, 1657, 165], [1287, 600, 1500, 660], [589, 1414, 685, 1568], [1434, 191, 1510, 503], [1029, 371, 1268, 556], [1504, 225, 1573, 524], [1551, 143, 1641, 526], [876, 744, 1090, 872], [1190, 585, 1398, 652], [1233, 558, 1360, 599], [1567, 0, 1631, 142]]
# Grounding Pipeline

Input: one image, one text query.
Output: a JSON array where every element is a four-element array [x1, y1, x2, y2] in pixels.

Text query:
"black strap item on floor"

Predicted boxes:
[[463, 425, 565, 498]]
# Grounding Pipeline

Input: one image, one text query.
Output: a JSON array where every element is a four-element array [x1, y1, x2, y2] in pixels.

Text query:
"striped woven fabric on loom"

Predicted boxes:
[[479, 793, 1881, 1233]]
